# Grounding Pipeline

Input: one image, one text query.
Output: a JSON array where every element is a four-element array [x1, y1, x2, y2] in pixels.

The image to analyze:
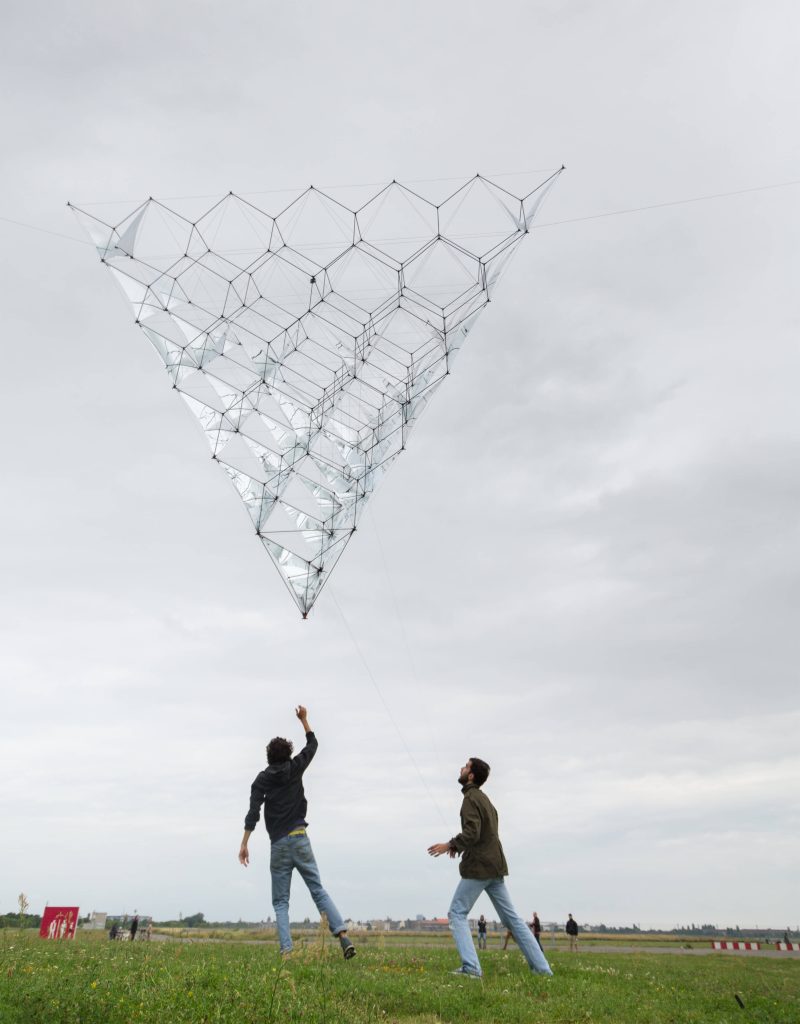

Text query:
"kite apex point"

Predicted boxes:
[[560, 163, 566, 170], [302, 611, 309, 620]]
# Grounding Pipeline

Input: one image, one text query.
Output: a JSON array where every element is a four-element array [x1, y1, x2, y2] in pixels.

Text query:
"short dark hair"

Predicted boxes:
[[267, 737, 293, 764], [469, 757, 490, 787]]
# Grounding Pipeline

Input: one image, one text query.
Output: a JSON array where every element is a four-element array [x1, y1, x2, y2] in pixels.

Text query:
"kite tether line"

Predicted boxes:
[[534, 177, 800, 229], [329, 585, 449, 828], [366, 505, 448, 782]]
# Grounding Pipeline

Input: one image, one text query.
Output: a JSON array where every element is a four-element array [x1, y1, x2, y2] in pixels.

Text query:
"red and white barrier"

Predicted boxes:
[[711, 941, 760, 951], [775, 942, 797, 951]]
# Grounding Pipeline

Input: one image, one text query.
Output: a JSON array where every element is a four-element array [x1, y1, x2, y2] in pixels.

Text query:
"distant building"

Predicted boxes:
[[414, 918, 450, 932], [83, 912, 107, 931]]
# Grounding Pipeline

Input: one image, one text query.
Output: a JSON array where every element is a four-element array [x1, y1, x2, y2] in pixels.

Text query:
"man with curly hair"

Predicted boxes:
[[239, 705, 355, 960]]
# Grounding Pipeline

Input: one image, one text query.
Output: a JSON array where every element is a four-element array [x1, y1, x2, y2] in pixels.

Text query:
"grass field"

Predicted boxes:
[[151, 926, 761, 950], [1, 930, 798, 1024]]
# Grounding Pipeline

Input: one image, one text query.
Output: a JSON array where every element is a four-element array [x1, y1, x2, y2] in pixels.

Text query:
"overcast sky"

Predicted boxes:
[[1, 1, 798, 931]]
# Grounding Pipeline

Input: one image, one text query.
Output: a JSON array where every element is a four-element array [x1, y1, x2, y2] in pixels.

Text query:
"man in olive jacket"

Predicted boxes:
[[428, 757, 552, 978]]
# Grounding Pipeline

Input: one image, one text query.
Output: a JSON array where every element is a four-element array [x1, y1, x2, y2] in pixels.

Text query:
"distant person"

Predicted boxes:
[[428, 757, 552, 978], [130, 914, 139, 942], [507, 911, 541, 949], [239, 705, 356, 960], [145, 921, 152, 941], [477, 914, 487, 950], [532, 911, 542, 949], [109, 922, 118, 940], [566, 913, 578, 952]]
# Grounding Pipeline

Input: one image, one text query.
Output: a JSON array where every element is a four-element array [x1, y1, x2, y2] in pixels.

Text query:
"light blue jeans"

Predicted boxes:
[[448, 877, 553, 977], [270, 832, 346, 952]]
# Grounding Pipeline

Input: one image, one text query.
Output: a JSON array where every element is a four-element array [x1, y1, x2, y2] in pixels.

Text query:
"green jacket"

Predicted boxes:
[[450, 783, 509, 879]]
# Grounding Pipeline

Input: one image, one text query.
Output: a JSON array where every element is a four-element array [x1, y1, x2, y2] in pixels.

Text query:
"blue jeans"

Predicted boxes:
[[448, 877, 553, 977], [270, 832, 346, 952]]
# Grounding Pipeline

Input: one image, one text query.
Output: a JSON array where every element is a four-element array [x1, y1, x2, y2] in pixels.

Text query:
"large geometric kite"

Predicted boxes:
[[71, 170, 562, 616]]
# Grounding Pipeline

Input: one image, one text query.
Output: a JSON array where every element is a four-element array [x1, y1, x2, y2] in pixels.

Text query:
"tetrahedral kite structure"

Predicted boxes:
[[71, 170, 562, 616]]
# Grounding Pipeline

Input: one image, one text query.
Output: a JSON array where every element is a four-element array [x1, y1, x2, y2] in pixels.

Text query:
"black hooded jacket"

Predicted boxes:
[[244, 731, 317, 842]]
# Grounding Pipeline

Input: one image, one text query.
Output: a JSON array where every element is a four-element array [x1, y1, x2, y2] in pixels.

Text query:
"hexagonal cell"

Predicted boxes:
[[174, 257, 231, 318], [402, 237, 482, 310], [248, 251, 317, 319], [438, 177, 522, 259], [325, 244, 400, 315], [193, 194, 277, 271], [356, 182, 438, 265], [367, 305, 440, 360], [276, 187, 355, 266]]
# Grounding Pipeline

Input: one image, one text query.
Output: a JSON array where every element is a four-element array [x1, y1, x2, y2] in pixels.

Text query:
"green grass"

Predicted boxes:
[[152, 927, 769, 951], [0, 930, 798, 1023], [151, 927, 746, 951]]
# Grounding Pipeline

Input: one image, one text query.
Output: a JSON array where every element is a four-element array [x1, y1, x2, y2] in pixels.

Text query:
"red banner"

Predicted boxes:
[[39, 907, 79, 940]]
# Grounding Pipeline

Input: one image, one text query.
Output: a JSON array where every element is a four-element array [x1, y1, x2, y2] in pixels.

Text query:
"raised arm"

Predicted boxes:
[[289, 704, 318, 778]]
